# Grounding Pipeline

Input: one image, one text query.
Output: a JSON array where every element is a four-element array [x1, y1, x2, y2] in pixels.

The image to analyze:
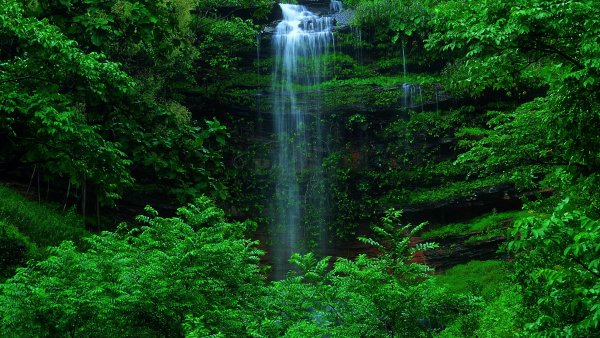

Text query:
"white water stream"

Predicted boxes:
[[271, 2, 337, 278]]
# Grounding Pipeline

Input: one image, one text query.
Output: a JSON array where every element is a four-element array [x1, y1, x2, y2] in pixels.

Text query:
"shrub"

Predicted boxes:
[[0, 197, 265, 337]]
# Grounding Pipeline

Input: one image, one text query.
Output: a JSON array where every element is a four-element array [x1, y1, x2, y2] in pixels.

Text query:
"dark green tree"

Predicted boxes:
[[426, 0, 600, 335], [0, 0, 271, 207]]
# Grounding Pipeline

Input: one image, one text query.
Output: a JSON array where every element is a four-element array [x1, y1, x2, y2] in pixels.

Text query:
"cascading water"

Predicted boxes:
[[271, 3, 335, 278], [401, 42, 424, 109], [401, 42, 412, 108], [330, 0, 343, 13]]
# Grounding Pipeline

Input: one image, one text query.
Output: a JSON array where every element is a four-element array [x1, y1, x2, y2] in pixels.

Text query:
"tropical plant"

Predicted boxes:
[[254, 209, 444, 337], [509, 198, 600, 336], [0, 197, 265, 336]]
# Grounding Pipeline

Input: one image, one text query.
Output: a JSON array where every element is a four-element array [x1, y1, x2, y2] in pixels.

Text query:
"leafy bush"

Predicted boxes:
[[0, 197, 265, 337], [474, 287, 524, 337], [434, 261, 525, 337], [509, 198, 600, 336], [254, 210, 447, 337], [434, 260, 510, 300]]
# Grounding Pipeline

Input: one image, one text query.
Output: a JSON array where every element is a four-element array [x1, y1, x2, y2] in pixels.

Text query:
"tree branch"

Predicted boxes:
[[572, 255, 600, 279]]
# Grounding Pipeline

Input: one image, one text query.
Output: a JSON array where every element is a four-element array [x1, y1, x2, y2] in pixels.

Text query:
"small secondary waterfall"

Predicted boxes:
[[401, 42, 423, 110], [330, 0, 343, 13], [270, 3, 335, 278]]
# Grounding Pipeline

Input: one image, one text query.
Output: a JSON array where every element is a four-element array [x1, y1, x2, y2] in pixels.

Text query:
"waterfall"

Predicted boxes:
[[401, 42, 412, 109], [271, 3, 334, 278], [419, 85, 424, 112], [402, 42, 407, 83], [403, 83, 411, 108], [351, 26, 363, 65], [330, 0, 343, 13], [400, 43, 425, 110], [256, 33, 263, 133]]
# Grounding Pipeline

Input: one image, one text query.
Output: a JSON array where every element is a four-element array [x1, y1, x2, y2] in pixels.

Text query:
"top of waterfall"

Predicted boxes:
[[277, 4, 335, 35], [280, 4, 312, 22]]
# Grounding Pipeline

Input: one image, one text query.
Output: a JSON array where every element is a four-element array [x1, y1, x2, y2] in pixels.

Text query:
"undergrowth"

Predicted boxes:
[[0, 185, 88, 249]]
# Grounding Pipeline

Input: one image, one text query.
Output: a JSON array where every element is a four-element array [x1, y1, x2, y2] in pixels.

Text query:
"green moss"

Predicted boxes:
[[421, 210, 532, 240], [401, 176, 508, 206], [463, 229, 507, 244], [0, 185, 88, 249], [434, 260, 511, 300], [321, 73, 439, 88], [228, 72, 271, 88], [322, 85, 375, 109], [369, 56, 406, 71]]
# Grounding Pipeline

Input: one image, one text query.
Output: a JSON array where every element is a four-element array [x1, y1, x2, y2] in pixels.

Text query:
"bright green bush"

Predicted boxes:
[[0, 197, 265, 337], [509, 198, 600, 336], [254, 210, 448, 337], [434, 261, 524, 337], [474, 287, 524, 337]]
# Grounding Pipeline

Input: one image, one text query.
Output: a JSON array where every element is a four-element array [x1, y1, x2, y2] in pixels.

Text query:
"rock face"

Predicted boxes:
[[403, 185, 524, 225], [268, 3, 283, 23], [331, 9, 355, 26], [422, 235, 508, 271]]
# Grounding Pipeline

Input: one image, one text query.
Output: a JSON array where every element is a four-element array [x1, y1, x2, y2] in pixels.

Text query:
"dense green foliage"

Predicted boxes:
[[0, 219, 36, 280], [0, 198, 265, 336], [0, 0, 270, 208], [256, 210, 442, 337], [1, 0, 599, 336], [428, 0, 600, 336], [0, 0, 135, 204], [0, 201, 477, 336], [0, 185, 87, 279], [509, 199, 600, 336], [434, 260, 524, 337]]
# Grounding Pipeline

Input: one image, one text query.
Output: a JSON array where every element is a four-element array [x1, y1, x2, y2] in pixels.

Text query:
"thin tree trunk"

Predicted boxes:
[[37, 171, 41, 203], [96, 194, 100, 227], [26, 165, 36, 194], [63, 181, 71, 213], [82, 174, 86, 225]]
